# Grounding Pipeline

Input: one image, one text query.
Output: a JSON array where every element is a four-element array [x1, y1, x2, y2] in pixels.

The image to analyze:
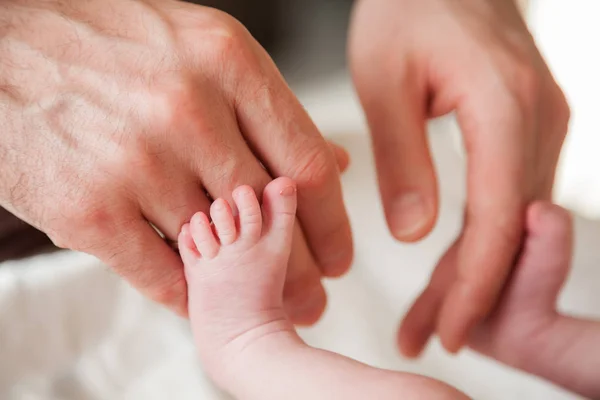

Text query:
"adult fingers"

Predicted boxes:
[[328, 141, 350, 173], [436, 88, 533, 353], [352, 59, 438, 243], [233, 51, 353, 278], [136, 172, 212, 243], [88, 212, 189, 316], [190, 108, 327, 325], [398, 242, 459, 358]]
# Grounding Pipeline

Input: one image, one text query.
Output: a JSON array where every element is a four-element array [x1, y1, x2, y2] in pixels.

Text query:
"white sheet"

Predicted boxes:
[[530, 0, 600, 218], [2, 1, 600, 399]]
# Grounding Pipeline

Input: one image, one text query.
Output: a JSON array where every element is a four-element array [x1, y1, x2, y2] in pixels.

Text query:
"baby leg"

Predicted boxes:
[[180, 178, 468, 400]]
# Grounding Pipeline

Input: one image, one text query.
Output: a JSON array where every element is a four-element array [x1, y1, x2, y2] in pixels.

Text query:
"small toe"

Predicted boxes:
[[262, 177, 297, 247], [210, 198, 237, 246], [233, 185, 262, 243], [190, 212, 220, 259], [179, 224, 199, 266]]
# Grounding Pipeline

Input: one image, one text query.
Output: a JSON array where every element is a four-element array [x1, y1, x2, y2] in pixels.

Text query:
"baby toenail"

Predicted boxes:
[[280, 186, 296, 196]]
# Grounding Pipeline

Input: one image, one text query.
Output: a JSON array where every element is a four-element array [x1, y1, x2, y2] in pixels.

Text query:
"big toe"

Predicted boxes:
[[262, 177, 298, 241], [525, 201, 572, 265], [509, 202, 573, 302]]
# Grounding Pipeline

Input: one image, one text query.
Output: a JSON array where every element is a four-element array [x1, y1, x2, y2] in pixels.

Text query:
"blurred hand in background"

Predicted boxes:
[[349, 0, 570, 354]]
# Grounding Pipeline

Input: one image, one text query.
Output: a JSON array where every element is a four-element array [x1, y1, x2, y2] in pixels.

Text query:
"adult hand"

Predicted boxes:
[[349, 0, 570, 352], [0, 0, 353, 322]]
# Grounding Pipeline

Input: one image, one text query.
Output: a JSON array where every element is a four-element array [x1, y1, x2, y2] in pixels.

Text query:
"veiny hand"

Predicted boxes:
[[0, 0, 353, 322], [349, 0, 570, 352], [403, 202, 600, 399]]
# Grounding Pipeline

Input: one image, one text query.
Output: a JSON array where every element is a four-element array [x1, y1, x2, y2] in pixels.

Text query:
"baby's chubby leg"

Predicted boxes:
[[179, 178, 468, 400]]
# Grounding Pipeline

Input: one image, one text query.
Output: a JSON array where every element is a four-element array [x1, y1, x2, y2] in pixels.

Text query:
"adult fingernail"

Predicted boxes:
[[390, 192, 431, 239]]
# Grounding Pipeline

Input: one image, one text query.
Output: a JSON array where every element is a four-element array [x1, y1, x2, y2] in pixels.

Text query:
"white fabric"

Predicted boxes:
[[1, 1, 600, 399], [531, 0, 600, 218]]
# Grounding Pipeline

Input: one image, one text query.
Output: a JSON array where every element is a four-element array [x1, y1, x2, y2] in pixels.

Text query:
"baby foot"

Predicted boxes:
[[178, 177, 300, 383], [468, 202, 573, 362], [399, 201, 574, 359]]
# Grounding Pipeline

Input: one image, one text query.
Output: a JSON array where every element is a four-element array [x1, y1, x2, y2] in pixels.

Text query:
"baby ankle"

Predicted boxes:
[[201, 317, 298, 388]]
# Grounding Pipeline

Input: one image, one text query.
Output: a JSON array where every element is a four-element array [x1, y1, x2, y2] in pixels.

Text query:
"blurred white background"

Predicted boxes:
[[529, 0, 600, 219]]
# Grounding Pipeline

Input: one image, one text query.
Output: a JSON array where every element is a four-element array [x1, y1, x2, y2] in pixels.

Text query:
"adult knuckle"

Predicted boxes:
[[148, 80, 198, 134], [201, 14, 252, 64], [183, 10, 263, 95], [291, 143, 337, 189], [113, 130, 171, 180], [549, 86, 571, 134], [511, 61, 541, 109], [353, 48, 408, 100], [243, 79, 279, 112], [206, 8, 246, 34], [45, 199, 116, 252], [137, 134, 169, 167], [78, 212, 114, 247]]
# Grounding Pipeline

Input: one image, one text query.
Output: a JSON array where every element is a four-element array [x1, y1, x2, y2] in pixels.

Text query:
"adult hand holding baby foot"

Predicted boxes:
[[180, 179, 470, 400], [0, 0, 353, 322], [0, 0, 573, 363], [349, 0, 571, 353]]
